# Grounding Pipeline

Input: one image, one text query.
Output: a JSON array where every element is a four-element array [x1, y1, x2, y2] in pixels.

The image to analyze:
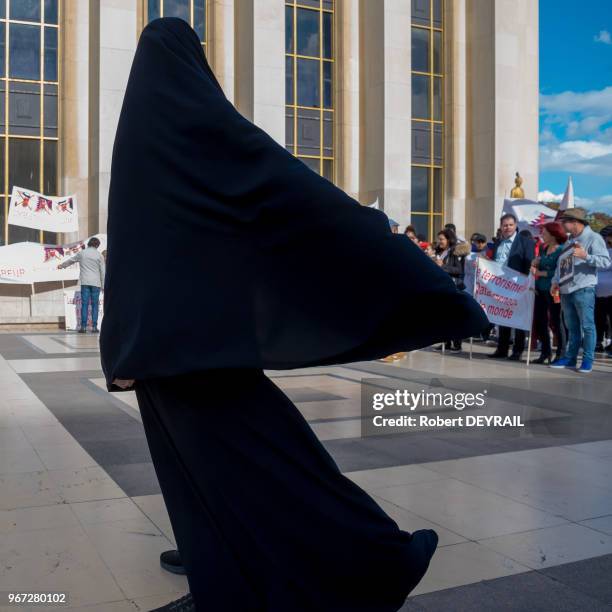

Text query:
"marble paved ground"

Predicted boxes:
[[0, 332, 611, 611]]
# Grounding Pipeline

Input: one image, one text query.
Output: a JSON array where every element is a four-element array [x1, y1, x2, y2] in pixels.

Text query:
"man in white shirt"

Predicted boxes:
[[58, 237, 105, 333], [488, 213, 535, 360]]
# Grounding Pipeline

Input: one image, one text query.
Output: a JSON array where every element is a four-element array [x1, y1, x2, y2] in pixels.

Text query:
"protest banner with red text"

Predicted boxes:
[[475, 258, 535, 331], [63, 289, 104, 331], [0, 234, 106, 284]]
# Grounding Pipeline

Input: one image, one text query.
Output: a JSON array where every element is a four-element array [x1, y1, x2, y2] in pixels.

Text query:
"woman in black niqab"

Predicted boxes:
[[100, 17, 488, 612]]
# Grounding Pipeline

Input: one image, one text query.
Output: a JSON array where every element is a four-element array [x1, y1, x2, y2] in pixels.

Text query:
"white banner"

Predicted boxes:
[[0, 234, 106, 284], [502, 198, 557, 237], [8, 186, 79, 233], [475, 258, 535, 331], [63, 289, 104, 331]]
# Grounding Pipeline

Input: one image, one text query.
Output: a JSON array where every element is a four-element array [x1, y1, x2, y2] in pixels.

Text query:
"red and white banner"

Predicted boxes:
[[63, 289, 104, 331], [502, 198, 557, 238], [0, 234, 106, 284], [475, 258, 535, 331], [8, 186, 79, 233]]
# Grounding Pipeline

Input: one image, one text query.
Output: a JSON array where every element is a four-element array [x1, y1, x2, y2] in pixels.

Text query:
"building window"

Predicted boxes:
[[411, 0, 443, 242], [285, 0, 334, 182], [145, 0, 208, 50], [1, 0, 60, 245]]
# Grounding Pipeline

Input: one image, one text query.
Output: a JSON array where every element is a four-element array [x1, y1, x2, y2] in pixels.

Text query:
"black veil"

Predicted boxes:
[[100, 18, 487, 389]]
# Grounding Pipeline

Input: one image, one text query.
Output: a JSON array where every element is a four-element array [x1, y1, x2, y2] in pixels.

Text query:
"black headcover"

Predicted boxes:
[[100, 18, 488, 389]]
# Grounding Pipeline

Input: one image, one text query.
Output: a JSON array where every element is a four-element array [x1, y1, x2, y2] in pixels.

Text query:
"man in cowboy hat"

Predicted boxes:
[[550, 209, 610, 373]]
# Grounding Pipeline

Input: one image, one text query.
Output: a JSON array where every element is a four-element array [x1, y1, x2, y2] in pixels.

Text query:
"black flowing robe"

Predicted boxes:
[[100, 17, 487, 390]]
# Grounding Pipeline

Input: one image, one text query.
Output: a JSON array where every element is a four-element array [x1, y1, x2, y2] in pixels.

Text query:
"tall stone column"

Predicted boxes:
[[360, 0, 412, 227], [445, 0, 467, 237], [335, 0, 360, 200], [211, 0, 235, 103], [61, 0, 92, 242], [234, 0, 284, 145], [465, 0, 538, 237], [97, 0, 138, 235]]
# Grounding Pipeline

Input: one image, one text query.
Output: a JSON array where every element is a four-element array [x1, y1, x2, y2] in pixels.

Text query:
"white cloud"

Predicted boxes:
[[538, 190, 612, 213], [540, 140, 612, 176], [566, 115, 612, 138], [539, 128, 557, 144], [537, 190, 563, 202], [540, 86, 612, 120], [594, 30, 612, 44]]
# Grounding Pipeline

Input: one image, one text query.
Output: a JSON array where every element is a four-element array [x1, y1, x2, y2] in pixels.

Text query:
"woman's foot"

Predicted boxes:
[[160, 549, 186, 575]]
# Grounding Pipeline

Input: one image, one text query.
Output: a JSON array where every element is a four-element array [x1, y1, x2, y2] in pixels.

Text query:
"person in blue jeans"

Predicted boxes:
[[550, 209, 611, 373], [58, 237, 106, 333]]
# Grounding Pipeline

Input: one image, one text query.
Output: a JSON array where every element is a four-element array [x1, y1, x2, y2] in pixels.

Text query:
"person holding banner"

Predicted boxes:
[[57, 237, 105, 333], [530, 222, 567, 364], [550, 209, 611, 373], [595, 226, 612, 356], [489, 213, 535, 360]]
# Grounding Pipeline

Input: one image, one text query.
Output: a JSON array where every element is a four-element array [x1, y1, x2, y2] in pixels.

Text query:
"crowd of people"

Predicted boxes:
[[397, 210, 612, 373]]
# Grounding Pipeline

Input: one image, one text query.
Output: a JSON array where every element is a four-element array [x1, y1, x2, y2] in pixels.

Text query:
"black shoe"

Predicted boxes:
[[595, 344, 605, 353], [488, 350, 508, 359], [160, 549, 186, 575], [507, 353, 522, 362], [78, 328, 86, 334], [449, 344, 462, 352], [150, 593, 194, 612], [91, 327, 99, 334], [532, 354, 551, 365]]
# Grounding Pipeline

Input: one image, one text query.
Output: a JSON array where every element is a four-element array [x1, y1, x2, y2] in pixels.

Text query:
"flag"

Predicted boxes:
[[502, 199, 557, 237]]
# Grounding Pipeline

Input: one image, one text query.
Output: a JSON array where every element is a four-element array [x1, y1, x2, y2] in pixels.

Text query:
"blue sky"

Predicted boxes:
[[539, 0, 612, 213]]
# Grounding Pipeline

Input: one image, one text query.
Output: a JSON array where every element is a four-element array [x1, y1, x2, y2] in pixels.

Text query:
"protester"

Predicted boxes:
[[464, 232, 490, 301], [594, 225, 612, 356], [57, 237, 105, 334], [488, 213, 535, 360], [404, 224, 419, 244], [550, 209, 611, 373], [530, 222, 567, 364], [470, 232, 488, 254], [433, 229, 470, 351], [445, 222, 466, 243]]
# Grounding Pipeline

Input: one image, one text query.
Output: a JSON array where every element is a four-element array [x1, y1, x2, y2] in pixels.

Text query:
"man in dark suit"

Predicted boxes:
[[489, 213, 535, 360]]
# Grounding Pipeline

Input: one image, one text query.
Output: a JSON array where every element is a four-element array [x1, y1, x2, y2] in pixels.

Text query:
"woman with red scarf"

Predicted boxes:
[[531, 222, 567, 364]]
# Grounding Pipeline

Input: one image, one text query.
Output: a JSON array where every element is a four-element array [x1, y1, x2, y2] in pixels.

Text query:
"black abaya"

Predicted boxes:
[[98, 17, 489, 611], [135, 370, 438, 612], [99, 18, 488, 389]]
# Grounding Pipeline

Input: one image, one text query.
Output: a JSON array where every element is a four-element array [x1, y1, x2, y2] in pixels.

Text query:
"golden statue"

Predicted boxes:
[[510, 172, 525, 199]]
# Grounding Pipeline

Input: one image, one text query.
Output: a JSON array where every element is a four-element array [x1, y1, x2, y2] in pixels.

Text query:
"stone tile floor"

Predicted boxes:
[[0, 332, 611, 611]]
